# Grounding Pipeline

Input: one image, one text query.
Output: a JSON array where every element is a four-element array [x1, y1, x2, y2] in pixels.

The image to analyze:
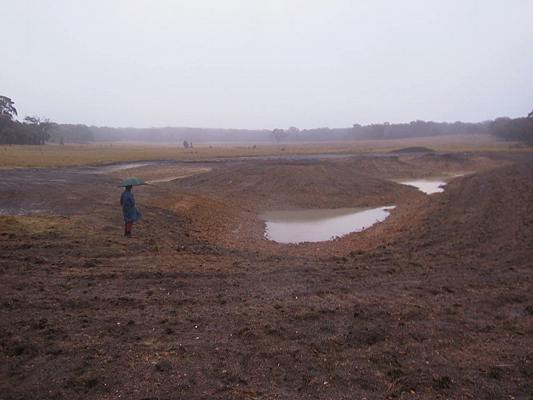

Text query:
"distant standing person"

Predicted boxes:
[[120, 185, 141, 237]]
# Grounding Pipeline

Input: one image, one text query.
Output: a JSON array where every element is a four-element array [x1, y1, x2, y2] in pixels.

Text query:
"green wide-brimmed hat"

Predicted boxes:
[[118, 177, 147, 187]]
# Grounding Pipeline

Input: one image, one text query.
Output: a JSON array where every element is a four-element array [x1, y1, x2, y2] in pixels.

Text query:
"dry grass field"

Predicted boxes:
[[0, 135, 520, 168]]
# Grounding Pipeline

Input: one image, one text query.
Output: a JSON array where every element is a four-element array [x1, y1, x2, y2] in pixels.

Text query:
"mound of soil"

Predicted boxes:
[[172, 160, 416, 211], [337, 153, 503, 180], [401, 153, 504, 176], [391, 146, 435, 153], [395, 159, 533, 263]]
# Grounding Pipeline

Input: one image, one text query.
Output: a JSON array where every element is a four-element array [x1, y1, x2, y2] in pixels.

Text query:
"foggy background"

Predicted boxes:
[[2, 0, 532, 129]]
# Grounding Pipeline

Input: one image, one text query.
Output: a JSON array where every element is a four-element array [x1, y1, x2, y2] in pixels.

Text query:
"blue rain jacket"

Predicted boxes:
[[120, 191, 141, 223]]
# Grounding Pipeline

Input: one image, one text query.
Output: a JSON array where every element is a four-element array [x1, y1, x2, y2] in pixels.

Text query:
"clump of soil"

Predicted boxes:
[[391, 146, 435, 153]]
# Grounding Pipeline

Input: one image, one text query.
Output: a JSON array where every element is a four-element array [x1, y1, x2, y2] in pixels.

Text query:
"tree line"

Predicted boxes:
[[488, 113, 533, 145], [274, 113, 531, 144], [0, 96, 95, 145], [0, 96, 55, 145], [2, 95, 531, 145]]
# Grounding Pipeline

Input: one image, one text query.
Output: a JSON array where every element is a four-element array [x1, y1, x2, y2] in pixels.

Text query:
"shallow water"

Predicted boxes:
[[93, 162, 154, 174], [399, 179, 446, 194], [261, 206, 395, 244]]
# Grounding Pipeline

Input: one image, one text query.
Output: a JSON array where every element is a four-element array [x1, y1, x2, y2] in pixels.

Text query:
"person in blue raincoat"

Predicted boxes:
[[120, 185, 141, 237]]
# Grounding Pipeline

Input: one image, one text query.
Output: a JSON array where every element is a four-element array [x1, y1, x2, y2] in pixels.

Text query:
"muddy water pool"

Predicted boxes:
[[260, 206, 395, 244], [398, 179, 446, 194]]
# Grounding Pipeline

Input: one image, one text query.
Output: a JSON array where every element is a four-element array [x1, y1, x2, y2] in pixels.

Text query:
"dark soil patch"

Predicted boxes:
[[391, 146, 435, 153]]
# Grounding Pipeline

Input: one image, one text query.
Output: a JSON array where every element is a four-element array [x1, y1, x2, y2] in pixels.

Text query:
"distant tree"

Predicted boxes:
[[0, 96, 17, 120], [0, 97, 61, 145], [0, 96, 17, 144], [287, 126, 300, 135], [366, 123, 386, 139], [183, 140, 189, 149], [23, 116, 55, 145], [271, 128, 288, 143], [0, 125, 17, 144], [49, 124, 94, 143], [488, 116, 533, 145]]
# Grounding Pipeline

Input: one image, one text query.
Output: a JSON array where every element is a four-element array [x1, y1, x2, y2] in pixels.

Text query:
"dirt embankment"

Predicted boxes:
[[0, 152, 531, 399], [151, 154, 504, 255], [337, 152, 504, 179], [150, 159, 422, 254], [392, 159, 533, 265]]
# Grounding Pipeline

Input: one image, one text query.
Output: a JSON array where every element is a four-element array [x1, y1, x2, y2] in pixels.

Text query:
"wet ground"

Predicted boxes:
[[1, 151, 532, 399]]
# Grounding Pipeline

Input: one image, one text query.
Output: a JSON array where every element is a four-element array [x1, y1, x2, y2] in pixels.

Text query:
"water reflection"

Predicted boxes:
[[399, 179, 446, 194], [261, 206, 395, 244]]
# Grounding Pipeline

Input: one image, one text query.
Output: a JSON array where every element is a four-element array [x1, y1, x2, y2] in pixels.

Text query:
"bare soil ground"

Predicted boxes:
[[0, 150, 532, 399]]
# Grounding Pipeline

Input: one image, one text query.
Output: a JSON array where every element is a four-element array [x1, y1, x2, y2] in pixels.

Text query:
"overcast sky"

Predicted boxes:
[[2, 0, 532, 129]]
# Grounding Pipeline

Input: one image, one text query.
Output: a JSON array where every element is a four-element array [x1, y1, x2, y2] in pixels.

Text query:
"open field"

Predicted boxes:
[[1, 145, 532, 399], [0, 134, 525, 168]]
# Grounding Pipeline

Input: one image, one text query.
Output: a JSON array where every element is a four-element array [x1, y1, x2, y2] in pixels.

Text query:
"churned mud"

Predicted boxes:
[[0, 151, 532, 399]]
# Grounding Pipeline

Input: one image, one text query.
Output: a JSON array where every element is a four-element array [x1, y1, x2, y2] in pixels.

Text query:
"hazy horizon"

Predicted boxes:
[[3, 0, 533, 130]]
